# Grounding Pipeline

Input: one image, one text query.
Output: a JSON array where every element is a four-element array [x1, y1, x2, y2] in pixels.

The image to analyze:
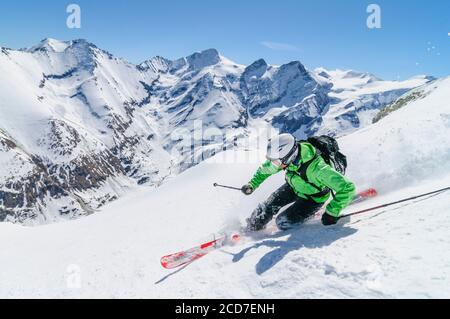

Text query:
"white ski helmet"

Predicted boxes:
[[266, 133, 299, 165]]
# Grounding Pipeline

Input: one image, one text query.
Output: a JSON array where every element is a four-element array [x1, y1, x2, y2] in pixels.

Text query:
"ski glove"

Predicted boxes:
[[241, 184, 254, 196], [322, 212, 339, 226]]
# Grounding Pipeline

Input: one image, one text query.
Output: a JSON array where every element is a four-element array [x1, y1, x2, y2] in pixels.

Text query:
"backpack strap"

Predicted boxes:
[[293, 144, 331, 199]]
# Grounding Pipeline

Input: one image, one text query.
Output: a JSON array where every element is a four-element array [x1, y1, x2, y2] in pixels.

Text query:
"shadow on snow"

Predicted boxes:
[[232, 223, 357, 275]]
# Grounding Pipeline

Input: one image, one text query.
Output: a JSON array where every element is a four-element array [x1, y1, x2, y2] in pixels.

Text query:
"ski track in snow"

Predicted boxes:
[[0, 157, 449, 299]]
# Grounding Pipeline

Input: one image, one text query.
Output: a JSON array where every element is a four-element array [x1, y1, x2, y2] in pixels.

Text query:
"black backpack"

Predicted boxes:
[[294, 135, 347, 196], [306, 136, 347, 175]]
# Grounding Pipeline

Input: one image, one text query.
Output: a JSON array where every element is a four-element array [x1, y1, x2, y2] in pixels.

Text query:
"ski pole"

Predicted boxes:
[[213, 183, 242, 191], [340, 185, 450, 219]]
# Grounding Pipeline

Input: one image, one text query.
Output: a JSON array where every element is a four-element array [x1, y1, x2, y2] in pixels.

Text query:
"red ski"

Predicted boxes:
[[351, 188, 378, 204], [161, 188, 377, 269], [161, 233, 241, 269]]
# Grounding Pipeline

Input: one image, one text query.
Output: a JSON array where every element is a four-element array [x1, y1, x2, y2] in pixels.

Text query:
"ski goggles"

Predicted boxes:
[[267, 144, 299, 167]]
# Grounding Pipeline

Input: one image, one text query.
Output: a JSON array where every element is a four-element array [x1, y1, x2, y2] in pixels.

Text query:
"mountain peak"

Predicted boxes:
[[314, 67, 331, 79], [138, 56, 172, 73], [68, 39, 103, 54], [280, 60, 308, 74], [250, 58, 268, 67], [26, 38, 98, 54], [185, 48, 221, 69], [409, 74, 437, 82], [342, 69, 381, 81], [242, 58, 268, 79], [168, 48, 221, 73], [28, 38, 70, 53], [70, 38, 95, 47]]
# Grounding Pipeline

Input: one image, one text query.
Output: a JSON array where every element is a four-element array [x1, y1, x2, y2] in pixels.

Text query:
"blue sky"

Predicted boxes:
[[1, 0, 449, 79]]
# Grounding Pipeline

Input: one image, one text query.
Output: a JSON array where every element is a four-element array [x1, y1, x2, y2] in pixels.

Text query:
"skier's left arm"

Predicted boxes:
[[315, 165, 356, 218]]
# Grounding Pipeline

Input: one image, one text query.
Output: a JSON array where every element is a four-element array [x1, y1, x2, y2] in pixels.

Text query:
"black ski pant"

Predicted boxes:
[[247, 183, 324, 231]]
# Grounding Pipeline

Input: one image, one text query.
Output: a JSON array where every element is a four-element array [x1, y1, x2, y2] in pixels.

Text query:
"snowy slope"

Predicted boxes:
[[0, 77, 449, 298], [342, 77, 450, 192], [0, 155, 448, 298]]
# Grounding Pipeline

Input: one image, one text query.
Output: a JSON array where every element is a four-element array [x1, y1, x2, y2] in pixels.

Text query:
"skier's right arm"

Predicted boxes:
[[248, 160, 282, 190]]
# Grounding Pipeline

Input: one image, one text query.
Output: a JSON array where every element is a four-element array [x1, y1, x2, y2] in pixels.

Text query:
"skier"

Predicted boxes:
[[242, 134, 356, 231]]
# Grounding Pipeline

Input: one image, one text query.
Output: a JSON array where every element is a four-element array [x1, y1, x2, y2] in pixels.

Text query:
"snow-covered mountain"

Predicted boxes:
[[0, 38, 433, 224], [0, 77, 449, 298], [314, 68, 435, 136]]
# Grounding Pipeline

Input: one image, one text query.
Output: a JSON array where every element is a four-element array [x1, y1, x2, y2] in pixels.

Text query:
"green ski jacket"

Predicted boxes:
[[249, 142, 356, 217]]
